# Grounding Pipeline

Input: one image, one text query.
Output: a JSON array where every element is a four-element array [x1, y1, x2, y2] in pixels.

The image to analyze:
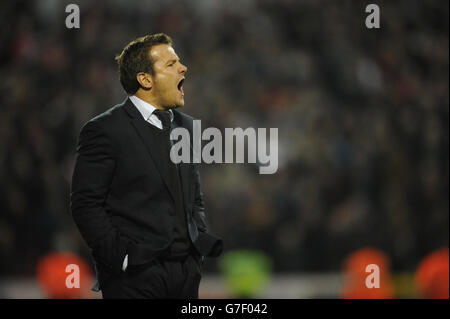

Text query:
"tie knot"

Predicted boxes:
[[153, 110, 172, 131]]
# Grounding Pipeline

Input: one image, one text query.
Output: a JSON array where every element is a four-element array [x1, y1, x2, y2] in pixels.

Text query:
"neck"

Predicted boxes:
[[134, 90, 165, 110]]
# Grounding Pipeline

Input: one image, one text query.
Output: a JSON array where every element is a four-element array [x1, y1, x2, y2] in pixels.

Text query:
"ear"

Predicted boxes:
[[136, 72, 152, 90]]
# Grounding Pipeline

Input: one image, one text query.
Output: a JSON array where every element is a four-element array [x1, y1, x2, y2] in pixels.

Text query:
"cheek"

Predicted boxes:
[[157, 82, 174, 97], [155, 75, 174, 93]]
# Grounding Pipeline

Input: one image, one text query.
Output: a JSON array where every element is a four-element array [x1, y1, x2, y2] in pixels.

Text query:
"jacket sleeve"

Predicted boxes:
[[70, 120, 128, 274]]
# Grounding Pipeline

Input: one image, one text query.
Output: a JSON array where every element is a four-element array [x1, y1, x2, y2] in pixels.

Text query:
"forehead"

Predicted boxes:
[[149, 44, 178, 63]]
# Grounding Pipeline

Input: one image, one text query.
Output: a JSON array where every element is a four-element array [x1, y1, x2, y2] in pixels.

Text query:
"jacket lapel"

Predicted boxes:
[[124, 98, 194, 208], [124, 98, 179, 203], [132, 118, 180, 203]]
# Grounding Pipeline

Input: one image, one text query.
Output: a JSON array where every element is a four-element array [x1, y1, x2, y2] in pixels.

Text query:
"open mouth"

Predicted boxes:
[[177, 78, 185, 95]]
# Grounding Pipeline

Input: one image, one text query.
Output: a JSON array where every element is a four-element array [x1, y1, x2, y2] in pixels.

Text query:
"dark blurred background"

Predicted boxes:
[[0, 0, 448, 298]]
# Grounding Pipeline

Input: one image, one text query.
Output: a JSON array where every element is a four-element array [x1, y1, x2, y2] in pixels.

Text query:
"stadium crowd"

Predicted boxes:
[[0, 0, 448, 284]]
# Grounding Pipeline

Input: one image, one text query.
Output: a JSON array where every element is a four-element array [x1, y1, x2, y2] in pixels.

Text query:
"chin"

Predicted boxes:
[[165, 97, 185, 109], [165, 103, 183, 110]]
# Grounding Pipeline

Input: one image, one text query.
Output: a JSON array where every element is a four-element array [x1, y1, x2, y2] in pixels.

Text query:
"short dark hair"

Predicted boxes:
[[115, 33, 173, 95]]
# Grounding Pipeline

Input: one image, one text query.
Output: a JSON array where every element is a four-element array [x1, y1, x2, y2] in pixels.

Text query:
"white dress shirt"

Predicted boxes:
[[129, 95, 173, 130], [121, 95, 174, 272]]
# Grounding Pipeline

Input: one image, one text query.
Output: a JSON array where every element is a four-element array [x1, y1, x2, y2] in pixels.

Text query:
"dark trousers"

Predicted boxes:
[[101, 254, 202, 299]]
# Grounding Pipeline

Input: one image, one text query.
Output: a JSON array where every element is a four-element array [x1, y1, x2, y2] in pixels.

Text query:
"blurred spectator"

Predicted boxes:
[[219, 250, 272, 298], [36, 252, 94, 299], [340, 247, 395, 299], [414, 247, 449, 299]]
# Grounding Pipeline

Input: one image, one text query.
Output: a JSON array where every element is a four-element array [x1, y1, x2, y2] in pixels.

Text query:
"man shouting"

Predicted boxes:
[[70, 33, 223, 299]]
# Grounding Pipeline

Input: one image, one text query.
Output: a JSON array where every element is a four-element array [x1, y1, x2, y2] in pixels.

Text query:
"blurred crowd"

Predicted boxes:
[[0, 0, 448, 282]]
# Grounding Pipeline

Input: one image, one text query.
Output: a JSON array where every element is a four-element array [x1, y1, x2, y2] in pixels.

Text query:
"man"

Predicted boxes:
[[70, 33, 223, 299]]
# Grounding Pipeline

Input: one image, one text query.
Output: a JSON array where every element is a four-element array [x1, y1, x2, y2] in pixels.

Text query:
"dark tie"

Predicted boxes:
[[153, 109, 172, 131], [153, 108, 181, 176]]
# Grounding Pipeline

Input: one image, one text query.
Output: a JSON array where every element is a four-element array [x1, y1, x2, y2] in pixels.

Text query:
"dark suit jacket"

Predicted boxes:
[[70, 97, 222, 288]]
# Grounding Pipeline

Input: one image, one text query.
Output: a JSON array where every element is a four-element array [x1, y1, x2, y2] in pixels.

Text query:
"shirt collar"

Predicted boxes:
[[129, 95, 173, 122]]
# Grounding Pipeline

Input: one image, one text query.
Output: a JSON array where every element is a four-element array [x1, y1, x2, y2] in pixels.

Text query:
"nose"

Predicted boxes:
[[180, 63, 187, 75]]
